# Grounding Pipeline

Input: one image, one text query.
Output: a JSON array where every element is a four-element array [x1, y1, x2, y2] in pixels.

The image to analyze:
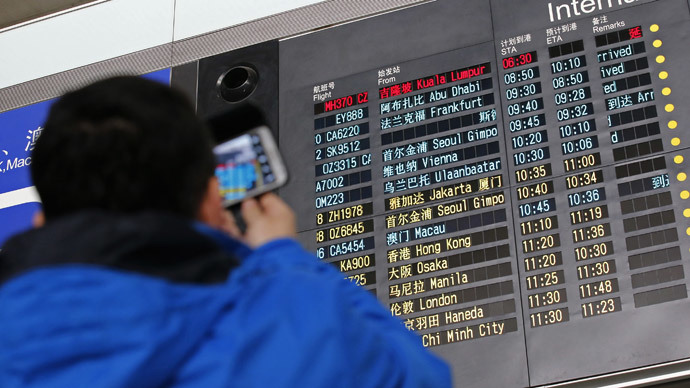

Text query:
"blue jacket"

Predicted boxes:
[[0, 212, 451, 387]]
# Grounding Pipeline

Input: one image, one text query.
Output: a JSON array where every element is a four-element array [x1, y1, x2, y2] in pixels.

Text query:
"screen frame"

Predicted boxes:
[[213, 125, 288, 207]]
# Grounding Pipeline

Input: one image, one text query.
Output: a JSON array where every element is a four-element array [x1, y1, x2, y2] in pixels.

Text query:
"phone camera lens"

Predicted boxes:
[[217, 65, 258, 103]]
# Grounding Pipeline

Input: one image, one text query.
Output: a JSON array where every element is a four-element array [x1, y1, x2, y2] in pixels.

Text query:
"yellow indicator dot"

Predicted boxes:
[[669, 120, 678, 129], [653, 39, 663, 47], [675, 155, 684, 164], [666, 104, 675, 112], [686, 227, 690, 236], [672, 137, 681, 146], [682, 191, 690, 200], [656, 55, 666, 63], [678, 172, 687, 182], [650, 24, 660, 32], [662, 87, 672, 96], [659, 71, 669, 79], [684, 209, 690, 218]]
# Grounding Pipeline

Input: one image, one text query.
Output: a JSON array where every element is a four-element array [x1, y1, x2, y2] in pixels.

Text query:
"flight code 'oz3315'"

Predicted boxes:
[[316, 153, 372, 177]]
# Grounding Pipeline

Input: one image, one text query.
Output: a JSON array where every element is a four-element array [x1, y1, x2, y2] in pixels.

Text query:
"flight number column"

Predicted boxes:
[[313, 94, 376, 290]]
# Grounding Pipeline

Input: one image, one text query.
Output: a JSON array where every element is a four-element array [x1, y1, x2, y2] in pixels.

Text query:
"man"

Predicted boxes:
[[0, 76, 451, 387]]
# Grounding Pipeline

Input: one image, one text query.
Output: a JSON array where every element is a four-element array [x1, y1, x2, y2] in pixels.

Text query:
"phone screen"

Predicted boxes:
[[214, 132, 277, 203]]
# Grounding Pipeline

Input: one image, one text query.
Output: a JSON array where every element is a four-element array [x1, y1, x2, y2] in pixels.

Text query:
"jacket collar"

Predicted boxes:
[[0, 210, 240, 285]]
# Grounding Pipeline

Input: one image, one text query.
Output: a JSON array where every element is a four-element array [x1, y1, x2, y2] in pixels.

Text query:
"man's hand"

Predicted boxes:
[[240, 192, 297, 248], [198, 177, 296, 247]]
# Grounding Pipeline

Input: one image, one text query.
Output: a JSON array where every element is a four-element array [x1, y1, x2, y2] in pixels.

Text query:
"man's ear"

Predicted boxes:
[[197, 177, 224, 226], [32, 210, 45, 228]]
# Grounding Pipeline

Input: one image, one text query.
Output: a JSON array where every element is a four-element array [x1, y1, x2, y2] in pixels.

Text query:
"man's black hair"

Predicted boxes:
[[31, 76, 217, 220]]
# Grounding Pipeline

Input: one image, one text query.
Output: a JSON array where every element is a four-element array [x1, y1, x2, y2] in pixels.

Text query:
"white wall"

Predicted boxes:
[[173, 0, 323, 41], [0, 0, 173, 89], [0, 0, 324, 89]]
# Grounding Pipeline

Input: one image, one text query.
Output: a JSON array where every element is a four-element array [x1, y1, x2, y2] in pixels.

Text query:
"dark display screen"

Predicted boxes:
[[277, 0, 690, 386]]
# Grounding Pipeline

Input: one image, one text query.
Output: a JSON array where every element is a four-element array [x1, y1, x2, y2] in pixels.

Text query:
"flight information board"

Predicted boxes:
[[278, 0, 690, 386]]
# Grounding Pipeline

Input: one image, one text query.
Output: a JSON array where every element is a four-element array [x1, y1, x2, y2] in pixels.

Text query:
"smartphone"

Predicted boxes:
[[213, 126, 288, 207]]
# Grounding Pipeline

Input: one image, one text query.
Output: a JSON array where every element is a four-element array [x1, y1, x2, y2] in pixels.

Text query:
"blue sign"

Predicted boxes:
[[144, 68, 171, 84], [0, 99, 53, 194]]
